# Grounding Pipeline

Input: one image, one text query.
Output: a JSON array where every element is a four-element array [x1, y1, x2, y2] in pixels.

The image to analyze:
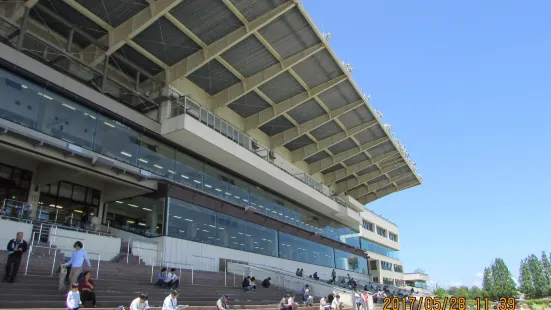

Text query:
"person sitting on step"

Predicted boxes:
[[155, 268, 168, 287], [78, 271, 97, 308], [249, 277, 257, 291], [241, 276, 250, 292], [130, 293, 149, 310], [167, 268, 180, 290], [261, 277, 271, 288], [216, 295, 230, 310], [162, 290, 180, 310]]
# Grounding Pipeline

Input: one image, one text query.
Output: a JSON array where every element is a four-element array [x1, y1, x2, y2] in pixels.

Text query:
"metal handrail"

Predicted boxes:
[[229, 262, 355, 295], [150, 258, 194, 285], [24, 243, 101, 279], [173, 97, 326, 195]]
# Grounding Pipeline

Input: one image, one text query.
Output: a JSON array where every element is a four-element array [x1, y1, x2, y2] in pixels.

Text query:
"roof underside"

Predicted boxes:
[[0, 0, 421, 205]]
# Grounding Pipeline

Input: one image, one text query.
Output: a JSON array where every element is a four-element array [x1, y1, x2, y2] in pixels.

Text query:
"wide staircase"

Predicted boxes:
[[0, 244, 318, 309]]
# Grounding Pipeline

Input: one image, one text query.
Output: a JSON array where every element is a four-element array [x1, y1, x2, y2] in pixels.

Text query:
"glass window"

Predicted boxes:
[[381, 261, 393, 271], [370, 260, 377, 270], [362, 221, 373, 231], [0, 165, 12, 180], [35, 89, 96, 149], [278, 232, 334, 268], [167, 198, 217, 243], [72, 185, 86, 202], [93, 115, 138, 165], [104, 196, 164, 236], [166, 198, 278, 257], [383, 278, 394, 285], [360, 239, 400, 259], [389, 233, 398, 242], [394, 265, 403, 273], [173, 152, 204, 190], [58, 182, 73, 199], [136, 135, 175, 177], [376, 227, 387, 237], [334, 248, 368, 274], [0, 75, 42, 128]]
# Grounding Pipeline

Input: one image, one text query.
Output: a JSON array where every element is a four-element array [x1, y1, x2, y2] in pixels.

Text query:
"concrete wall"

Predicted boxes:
[[160, 236, 369, 283], [47, 226, 121, 261], [0, 219, 33, 249]]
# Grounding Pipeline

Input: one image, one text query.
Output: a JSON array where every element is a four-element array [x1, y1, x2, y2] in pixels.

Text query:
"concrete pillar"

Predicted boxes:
[[27, 183, 40, 218], [147, 205, 158, 234]]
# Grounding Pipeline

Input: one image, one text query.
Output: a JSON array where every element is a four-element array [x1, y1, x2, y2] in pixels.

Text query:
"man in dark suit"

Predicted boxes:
[[3, 231, 28, 283]]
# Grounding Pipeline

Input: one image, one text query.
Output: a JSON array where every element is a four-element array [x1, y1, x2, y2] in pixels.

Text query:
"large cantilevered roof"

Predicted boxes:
[[0, 0, 422, 205]]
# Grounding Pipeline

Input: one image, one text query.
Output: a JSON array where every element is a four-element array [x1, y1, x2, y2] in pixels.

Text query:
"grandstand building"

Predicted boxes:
[[0, 0, 421, 288]]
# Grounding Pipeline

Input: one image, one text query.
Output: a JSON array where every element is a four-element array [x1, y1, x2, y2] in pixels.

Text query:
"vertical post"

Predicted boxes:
[[135, 71, 140, 92], [51, 248, 57, 276], [17, 6, 30, 51], [30, 231, 36, 246], [191, 268, 194, 285], [126, 238, 130, 264], [101, 55, 109, 93], [225, 268, 227, 287], [233, 272, 235, 287], [150, 262, 154, 283], [70, 213, 73, 226], [107, 220, 110, 233], [66, 29, 75, 52], [96, 254, 100, 279], [24, 245, 32, 275], [54, 209, 58, 223], [37, 223, 43, 244]]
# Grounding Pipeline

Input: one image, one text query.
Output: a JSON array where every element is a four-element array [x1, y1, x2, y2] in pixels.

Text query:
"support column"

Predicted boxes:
[[147, 205, 158, 234], [16, 5, 30, 51]]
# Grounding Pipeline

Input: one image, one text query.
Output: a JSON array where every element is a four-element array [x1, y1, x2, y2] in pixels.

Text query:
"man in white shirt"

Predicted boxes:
[[162, 290, 179, 310], [167, 268, 180, 289], [130, 293, 149, 310], [90, 213, 100, 231]]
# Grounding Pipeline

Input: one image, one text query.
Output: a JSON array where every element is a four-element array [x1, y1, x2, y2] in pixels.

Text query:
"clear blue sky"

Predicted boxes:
[[302, 0, 551, 289]]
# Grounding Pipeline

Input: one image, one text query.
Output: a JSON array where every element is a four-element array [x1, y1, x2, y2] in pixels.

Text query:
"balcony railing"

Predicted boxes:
[[171, 97, 326, 195]]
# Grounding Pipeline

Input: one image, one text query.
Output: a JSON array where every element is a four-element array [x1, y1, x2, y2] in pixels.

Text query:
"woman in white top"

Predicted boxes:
[[162, 290, 179, 310], [130, 293, 149, 310], [331, 294, 343, 310]]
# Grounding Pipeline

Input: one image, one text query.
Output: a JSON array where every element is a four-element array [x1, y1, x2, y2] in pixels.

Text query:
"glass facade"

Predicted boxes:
[[360, 238, 400, 259], [104, 195, 165, 236], [278, 232, 334, 268], [0, 69, 360, 249], [381, 261, 393, 271], [376, 227, 387, 237], [38, 181, 101, 226], [166, 198, 278, 257], [165, 197, 366, 270], [394, 264, 403, 273], [334, 248, 368, 274], [0, 163, 32, 215]]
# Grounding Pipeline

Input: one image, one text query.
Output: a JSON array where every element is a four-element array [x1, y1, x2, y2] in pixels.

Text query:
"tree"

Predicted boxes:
[[434, 287, 447, 298], [527, 254, 548, 298], [484, 258, 516, 299], [541, 251, 551, 294], [470, 286, 483, 299], [482, 267, 493, 294], [519, 258, 535, 298]]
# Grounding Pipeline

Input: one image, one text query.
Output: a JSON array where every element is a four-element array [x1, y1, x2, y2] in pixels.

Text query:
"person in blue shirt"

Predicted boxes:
[[155, 268, 168, 287], [63, 241, 91, 284]]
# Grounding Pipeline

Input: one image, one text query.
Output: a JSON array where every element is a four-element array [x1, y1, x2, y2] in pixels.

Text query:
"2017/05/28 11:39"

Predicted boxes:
[[383, 297, 516, 310]]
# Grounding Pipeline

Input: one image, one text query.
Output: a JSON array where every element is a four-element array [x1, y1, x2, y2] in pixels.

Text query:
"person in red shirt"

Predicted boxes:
[[78, 271, 97, 307]]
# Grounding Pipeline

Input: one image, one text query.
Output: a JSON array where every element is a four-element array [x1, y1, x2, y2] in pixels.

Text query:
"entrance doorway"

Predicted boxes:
[[38, 181, 101, 228]]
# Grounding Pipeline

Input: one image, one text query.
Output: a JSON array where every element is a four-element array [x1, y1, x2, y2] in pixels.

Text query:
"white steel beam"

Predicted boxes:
[[309, 136, 390, 174], [271, 100, 364, 147], [82, 0, 185, 67], [291, 119, 379, 163], [244, 74, 347, 131], [347, 172, 413, 199], [358, 180, 419, 205], [162, 1, 297, 85], [325, 152, 401, 185], [212, 43, 325, 111], [334, 155, 405, 192]]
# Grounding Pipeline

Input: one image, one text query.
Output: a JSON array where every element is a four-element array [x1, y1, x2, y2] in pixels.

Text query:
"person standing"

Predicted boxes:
[[331, 269, 336, 283], [80, 213, 89, 229], [162, 290, 180, 310], [22, 203, 32, 220], [64, 241, 91, 284], [90, 213, 99, 231], [66, 283, 82, 310], [3, 232, 28, 283]]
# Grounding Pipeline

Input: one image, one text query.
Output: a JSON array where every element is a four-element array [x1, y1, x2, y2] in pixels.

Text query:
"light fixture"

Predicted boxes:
[[173, 216, 182, 219], [62, 103, 76, 110], [181, 175, 189, 179], [138, 158, 148, 164], [128, 204, 139, 208], [115, 201, 123, 204], [193, 180, 201, 184], [205, 184, 212, 188], [142, 208, 152, 211], [121, 152, 132, 157], [168, 170, 176, 174], [184, 219, 193, 222], [103, 122, 115, 128], [153, 164, 163, 169]]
